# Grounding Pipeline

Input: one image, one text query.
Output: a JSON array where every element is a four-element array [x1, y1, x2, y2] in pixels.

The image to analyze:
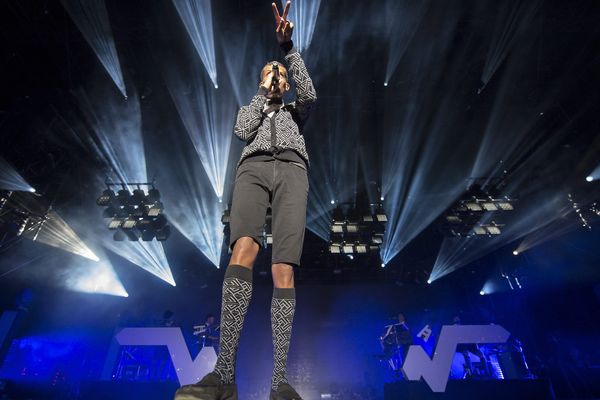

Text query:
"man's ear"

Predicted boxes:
[[284, 82, 290, 92]]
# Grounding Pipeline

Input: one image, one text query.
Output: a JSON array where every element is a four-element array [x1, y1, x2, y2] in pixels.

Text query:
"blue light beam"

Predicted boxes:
[[306, 96, 359, 241], [164, 60, 237, 199], [172, 0, 218, 88], [586, 163, 600, 182], [61, 0, 127, 98], [150, 122, 225, 268], [281, 0, 322, 53], [64, 256, 128, 297], [26, 210, 100, 262], [479, 0, 541, 91], [0, 156, 35, 192], [382, 0, 430, 84]]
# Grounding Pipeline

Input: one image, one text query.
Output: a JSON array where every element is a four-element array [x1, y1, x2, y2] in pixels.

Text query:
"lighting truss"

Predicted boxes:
[[96, 181, 171, 242], [568, 193, 592, 230], [327, 203, 387, 256], [61, 0, 127, 98], [0, 191, 99, 262]]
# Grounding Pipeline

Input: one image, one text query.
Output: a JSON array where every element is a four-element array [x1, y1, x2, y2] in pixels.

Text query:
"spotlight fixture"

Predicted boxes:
[[586, 176, 593, 182], [512, 250, 519, 256], [479, 290, 485, 296], [96, 181, 171, 241]]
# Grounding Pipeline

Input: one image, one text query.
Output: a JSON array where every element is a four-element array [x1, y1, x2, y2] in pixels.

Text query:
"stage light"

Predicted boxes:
[[479, 290, 485, 296], [131, 189, 146, 204], [356, 244, 367, 253], [384, 82, 388, 87], [116, 189, 131, 206], [587, 176, 594, 182], [107, 219, 123, 229], [96, 189, 115, 206], [486, 225, 501, 235], [281, 0, 322, 53], [331, 200, 335, 205], [121, 218, 137, 229], [381, 263, 386, 268], [29, 210, 100, 262], [482, 202, 498, 211], [0, 156, 35, 192], [512, 250, 519, 256], [480, 0, 540, 91], [342, 244, 354, 254], [380, 196, 385, 201], [331, 222, 344, 233], [65, 257, 128, 297], [113, 230, 125, 241], [61, 0, 127, 98], [329, 244, 341, 254], [427, 279, 432, 284], [347, 254, 354, 260], [172, 0, 218, 88], [466, 202, 483, 211]]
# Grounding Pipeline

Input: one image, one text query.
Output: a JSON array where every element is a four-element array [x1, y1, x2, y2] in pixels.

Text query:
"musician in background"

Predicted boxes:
[[380, 313, 413, 377], [452, 314, 491, 378], [194, 313, 220, 355]]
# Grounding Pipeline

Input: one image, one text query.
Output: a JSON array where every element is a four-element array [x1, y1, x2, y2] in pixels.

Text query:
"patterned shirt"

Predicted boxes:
[[233, 47, 317, 169]]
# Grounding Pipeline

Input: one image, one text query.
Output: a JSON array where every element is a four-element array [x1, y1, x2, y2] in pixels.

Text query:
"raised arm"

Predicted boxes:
[[272, 1, 317, 121], [284, 47, 317, 120]]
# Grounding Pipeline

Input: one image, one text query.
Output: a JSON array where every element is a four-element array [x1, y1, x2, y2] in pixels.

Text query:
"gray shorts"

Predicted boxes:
[[229, 159, 309, 267]]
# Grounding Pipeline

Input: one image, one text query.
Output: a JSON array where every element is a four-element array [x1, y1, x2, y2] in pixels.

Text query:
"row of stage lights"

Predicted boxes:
[[221, 205, 388, 259], [96, 183, 171, 241], [442, 195, 516, 237], [328, 207, 387, 255]]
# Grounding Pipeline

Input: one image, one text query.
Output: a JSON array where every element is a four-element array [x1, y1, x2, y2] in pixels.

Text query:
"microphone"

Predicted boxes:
[[272, 63, 280, 87]]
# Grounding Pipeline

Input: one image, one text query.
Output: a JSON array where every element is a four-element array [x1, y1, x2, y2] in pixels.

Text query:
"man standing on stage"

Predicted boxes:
[[175, 2, 316, 399]]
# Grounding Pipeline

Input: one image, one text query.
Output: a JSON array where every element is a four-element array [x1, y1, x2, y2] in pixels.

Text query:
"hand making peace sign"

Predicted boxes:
[[272, 1, 294, 44]]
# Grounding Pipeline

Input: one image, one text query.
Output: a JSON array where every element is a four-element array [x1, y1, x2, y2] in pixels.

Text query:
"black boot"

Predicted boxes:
[[174, 372, 237, 400], [269, 383, 303, 400]]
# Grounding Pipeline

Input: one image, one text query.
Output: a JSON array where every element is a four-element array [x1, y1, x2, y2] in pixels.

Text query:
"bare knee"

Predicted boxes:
[[230, 237, 259, 269], [272, 263, 295, 288]]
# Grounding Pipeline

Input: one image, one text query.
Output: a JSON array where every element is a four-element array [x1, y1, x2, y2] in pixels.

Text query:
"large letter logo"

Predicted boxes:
[[115, 327, 216, 386], [402, 325, 510, 392]]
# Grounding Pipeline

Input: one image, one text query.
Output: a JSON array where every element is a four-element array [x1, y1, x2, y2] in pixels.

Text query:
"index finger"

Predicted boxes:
[[271, 2, 281, 22], [282, 1, 291, 20]]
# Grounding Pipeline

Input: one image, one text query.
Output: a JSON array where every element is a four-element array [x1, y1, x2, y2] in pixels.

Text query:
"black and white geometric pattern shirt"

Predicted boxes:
[[233, 47, 317, 169]]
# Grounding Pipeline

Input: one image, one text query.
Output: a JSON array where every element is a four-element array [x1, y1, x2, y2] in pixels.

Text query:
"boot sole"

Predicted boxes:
[[174, 385, 237, 400]]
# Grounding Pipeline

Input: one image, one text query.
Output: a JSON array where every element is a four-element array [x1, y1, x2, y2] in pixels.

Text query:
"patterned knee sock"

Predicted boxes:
[[271, 287, 296, 390], [213, 265, 253, 384]]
